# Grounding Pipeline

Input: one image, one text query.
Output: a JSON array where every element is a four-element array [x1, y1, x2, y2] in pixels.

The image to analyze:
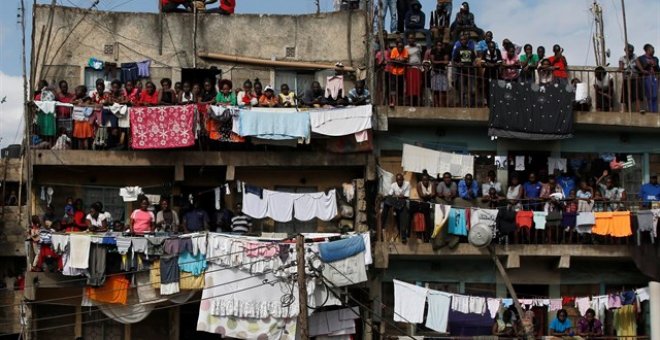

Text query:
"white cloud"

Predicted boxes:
[[0, 72, 25, 150]]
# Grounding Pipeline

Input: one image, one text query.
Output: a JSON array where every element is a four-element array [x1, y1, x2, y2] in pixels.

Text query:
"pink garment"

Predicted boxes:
[[245, 242, 279, 258], [325, 75, 345, 100], [575, 297, 591, 316], [130, 104, 195, 149], [354, 130, 369, 143], [501, 52, 520, 80], [607, 294, 622, 309], [131, 209, 154, 234]]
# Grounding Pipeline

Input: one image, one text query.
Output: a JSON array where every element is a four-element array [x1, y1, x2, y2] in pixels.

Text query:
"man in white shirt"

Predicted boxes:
[[481, 170, 502, 197], [382, 174, 411, 243]]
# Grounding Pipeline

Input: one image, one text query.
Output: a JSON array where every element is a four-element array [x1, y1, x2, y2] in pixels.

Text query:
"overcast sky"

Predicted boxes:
[[0, 0, 658, 149]]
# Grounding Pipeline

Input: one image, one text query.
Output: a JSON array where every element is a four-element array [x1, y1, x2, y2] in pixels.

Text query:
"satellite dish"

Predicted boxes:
[[468, 223, 495, 248]]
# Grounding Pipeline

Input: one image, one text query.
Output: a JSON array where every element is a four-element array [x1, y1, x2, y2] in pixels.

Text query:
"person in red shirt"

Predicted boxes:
[[548, 44, 568, 84], [206, 0, 235, 15], [139, 81, 160, 106], [161, 0, 192, 13], [125, 80, 140, 106]]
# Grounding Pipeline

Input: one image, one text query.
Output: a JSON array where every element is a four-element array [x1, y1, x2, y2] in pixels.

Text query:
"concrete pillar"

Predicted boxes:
[[549, 284, 561, 298], [650, 281, 660, 340], [496, 283, 507, 298], [643, 153, 651, 183]]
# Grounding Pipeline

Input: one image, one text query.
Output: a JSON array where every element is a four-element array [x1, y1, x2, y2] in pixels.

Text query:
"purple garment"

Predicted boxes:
[[577, 318, 603, 335], [447, 309, 492, 336], [137, 60, 151, 78], [562, 212, 577, 228]]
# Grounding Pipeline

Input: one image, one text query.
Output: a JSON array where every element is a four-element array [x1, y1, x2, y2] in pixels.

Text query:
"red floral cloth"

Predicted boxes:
[[130, 105, 195, 149]]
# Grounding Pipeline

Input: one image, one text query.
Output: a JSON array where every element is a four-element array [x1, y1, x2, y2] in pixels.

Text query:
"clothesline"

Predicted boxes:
[[393, 279, 650, 333]]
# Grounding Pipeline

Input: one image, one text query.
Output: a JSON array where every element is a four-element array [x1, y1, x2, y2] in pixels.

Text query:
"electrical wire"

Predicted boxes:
[[26, 276, 284, 334], [1, 258, 300, 328], [0, 237, 295, 304]]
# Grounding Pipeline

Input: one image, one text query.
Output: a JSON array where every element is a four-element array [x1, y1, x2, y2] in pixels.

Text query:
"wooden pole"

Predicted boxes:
[[296, 235, 309, 340], [198, 52, 355, 71], [193, 3, 198, 69], [19, 0, 29, 228], [621, 0, 633, 114], [488, 246, 528, 335]]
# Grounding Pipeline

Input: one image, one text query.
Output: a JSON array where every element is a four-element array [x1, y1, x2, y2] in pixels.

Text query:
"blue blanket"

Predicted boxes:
[[318, 236, 365, 263], [238, 109, 310, 140]]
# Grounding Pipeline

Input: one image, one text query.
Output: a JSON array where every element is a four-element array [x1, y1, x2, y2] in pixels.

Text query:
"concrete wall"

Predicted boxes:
[[33, 5, 367, 88]]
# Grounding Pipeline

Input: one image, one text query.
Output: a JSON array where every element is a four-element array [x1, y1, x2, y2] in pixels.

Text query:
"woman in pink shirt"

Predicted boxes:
[[130, 197, 155, 235], [501, 45, 520, 82]]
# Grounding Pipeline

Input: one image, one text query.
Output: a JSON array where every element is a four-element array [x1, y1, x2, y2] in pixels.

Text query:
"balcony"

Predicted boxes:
[[374, 66, 660, 130]]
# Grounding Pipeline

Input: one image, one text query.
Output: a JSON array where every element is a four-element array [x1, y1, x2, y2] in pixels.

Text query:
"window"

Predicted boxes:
[[275, 71, 315, 98], [84, 67, 106, 90]]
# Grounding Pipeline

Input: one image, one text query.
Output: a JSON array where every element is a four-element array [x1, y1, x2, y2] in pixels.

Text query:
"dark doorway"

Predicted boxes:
[[181, 68, 222, 88], [180, 302, 221, 339]]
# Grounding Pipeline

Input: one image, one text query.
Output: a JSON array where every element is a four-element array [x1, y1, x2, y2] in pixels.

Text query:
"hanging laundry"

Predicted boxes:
[[322, 252, 367, 287], [160, 256, 180, 295], [470, 208, 498, 228], [549, 299, 562, 311], [515, 156, 525, 171], [318, 236, 365, 263], [393, 279, 428, 323], [137, 59, 151, 78], [69, 234, 91, 269], [486, 298, 501, 319], [88, 57, 104, 70], [293, 190, 338, 222], [377, 166, 395, 196], [309, 105, 372, 136], [636, 210, 657, 245], [576, 212, 595, 234], [242, 186, 268, 219], [238, 109, 310, 140], [432, 204, 450, 238], [636, 287, 649, 302], [547, 157, 567, 172], [130, 105, 195, 149], [401, 144, 440, 176], [451, 294, 470, 314], [86, 275, 129, 305], [120, 62, 139, 83], [425, 290, 451, 333], [607, 294, 622, 309], [469, 296, 486, 315], [533, 211, 547, 230], [575, 297, 591, 316], [448, 208, 468, 236]]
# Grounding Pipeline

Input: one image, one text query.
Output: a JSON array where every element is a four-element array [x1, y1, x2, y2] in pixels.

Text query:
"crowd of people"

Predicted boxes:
[[489, 308, 603, 338], [382, 168, 659, 244], [375, 1, 659, 111], [31, 73, 371, 150], [28, 195, 253, 271]]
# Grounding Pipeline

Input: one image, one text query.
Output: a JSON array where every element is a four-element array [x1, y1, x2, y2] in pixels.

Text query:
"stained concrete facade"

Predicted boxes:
[[33, 5, 367, 90]]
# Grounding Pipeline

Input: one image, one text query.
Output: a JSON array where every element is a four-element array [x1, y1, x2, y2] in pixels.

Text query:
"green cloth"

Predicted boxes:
[[215, 92, 237, 106], [37, 110, 56, 136], [519, 54, 540, 65]]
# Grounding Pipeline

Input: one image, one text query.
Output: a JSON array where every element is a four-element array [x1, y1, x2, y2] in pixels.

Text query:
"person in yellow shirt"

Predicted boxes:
[[278, 84, 296, 107]]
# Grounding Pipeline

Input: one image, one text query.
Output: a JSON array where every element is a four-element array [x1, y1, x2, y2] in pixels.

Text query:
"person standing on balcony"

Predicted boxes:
[[396, 0, 411, 34], [475, 31, 498, 58], [549, 309, 574, 338], [158, 78, 178, 105], [595, 171, 627, 211], [348, 80, 372, 105], [523, 172, 542, 210], [178, 81, 195, 104], [405, 33, 423, 106], [278, 84, 297, 108], [430, 40, 450, 107], [457, 173, 479, 207], [548, 44, 568, 85], [501, 45, 521, 82], [436, 172, 457, 204], [237, 80, 257, 107], [636, 44, 659, 113], [403, 1, 431, 48], [482, 41, 502, 105], [382, 173, 411, 243], [216, 79, 237, 106], [231, 203, 252, 235], [519, 44, 539, 83], [593, 66, 614, 112], [577, 308, 603, 338], [619, 44, 643, 113], [507, 174, 523, 211], [302, 81, 325, 108], [156, 198, 180, 233], [639, 175, 660, 208], [258, 86, 279, 107], [139, 81, 160, 106], [199, 79, 217, 105], [453, 34, 477, 107], [130, 197, 155, 235], [538, 59, 554, 85], [389, 38, 409, 107], [125, 80, 140, 106], [86, 203, 108, 233], [481, 170, 502, 197], [205, 0, 235, 15]]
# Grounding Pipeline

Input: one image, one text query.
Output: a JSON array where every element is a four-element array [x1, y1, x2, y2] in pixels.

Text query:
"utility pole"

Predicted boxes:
[[296, 235, 309, 340], [20, 0, 30, 230], [591, 1, 607, 66], [621, 0, 629, 61], [315, 0, 320, 14], [489, 247, 528, 336]]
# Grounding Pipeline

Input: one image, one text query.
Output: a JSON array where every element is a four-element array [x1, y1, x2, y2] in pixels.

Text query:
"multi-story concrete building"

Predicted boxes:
[[1, 1, 657, 339]]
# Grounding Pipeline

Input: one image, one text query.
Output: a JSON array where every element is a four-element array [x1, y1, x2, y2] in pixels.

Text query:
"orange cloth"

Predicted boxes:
[[258, 95, 278, 107], [86, 275, 129, 305], [611, 211, 632, 237], [390, 47, 409, 76], [72, 120, 94, 139], [592, 212, 613, 236], [515, 211, 534, 229]]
